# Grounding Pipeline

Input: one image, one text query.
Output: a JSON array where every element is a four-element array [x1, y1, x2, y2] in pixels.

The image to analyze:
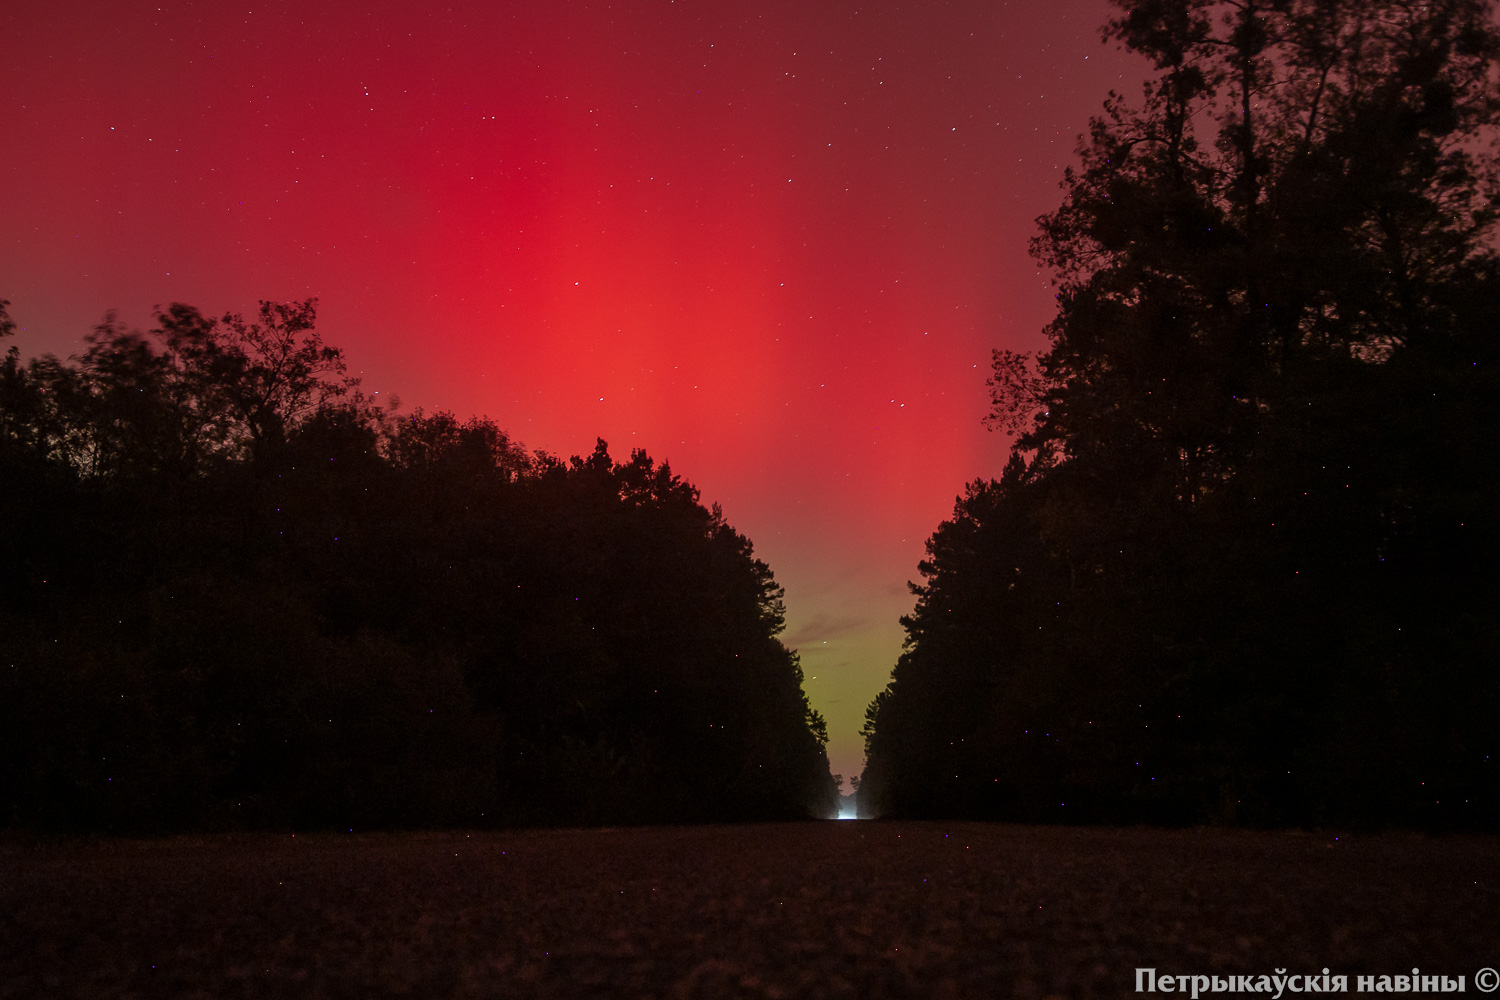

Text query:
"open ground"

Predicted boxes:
[[4, 821, 1496, 998]]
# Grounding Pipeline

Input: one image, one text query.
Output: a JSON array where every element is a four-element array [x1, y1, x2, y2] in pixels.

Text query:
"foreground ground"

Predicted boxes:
[[3, 821, 1496, 998]]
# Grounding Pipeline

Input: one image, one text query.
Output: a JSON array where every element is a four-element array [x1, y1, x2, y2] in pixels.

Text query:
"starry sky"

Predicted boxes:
[[2, 0, 1140, 783]]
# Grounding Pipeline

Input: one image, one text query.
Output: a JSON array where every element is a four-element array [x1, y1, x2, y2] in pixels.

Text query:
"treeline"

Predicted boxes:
[[0, 300, 837, 831], [859, 0, 1500, 829]]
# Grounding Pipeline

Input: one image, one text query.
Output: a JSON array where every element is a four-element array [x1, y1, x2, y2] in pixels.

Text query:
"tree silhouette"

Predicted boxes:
[[860, 0, 1500, 828], [0, 300, 837, 832]]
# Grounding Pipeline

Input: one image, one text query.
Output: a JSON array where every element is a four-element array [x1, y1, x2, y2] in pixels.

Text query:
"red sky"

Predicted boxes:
[[2, 0, 1140, 783]]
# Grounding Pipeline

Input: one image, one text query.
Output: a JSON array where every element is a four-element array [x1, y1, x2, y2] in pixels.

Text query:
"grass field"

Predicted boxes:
[[4, 821, 1496, 998]]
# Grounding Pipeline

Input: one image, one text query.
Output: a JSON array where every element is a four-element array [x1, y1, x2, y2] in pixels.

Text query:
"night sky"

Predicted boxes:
[[2, 0, 1140, 782]]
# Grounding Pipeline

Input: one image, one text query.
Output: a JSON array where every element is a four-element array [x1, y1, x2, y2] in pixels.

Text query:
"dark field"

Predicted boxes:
[[4, 822, 1496, 998]]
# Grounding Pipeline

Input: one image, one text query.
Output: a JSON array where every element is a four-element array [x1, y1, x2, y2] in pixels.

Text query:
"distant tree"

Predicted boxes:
[[0, 300, 52, 468], [2, 299, 375, 481], [387, 409, 531, 482], [157, 299, 363, 466]]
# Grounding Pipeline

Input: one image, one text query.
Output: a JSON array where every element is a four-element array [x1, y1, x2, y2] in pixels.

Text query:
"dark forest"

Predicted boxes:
[[6, 0, 1500, 837], [0, 299, 838, 831], [859, 0, 1500, 829]]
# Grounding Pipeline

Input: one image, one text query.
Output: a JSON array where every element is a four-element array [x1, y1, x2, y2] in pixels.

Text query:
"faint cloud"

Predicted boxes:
[[784, 611, 871, 649]]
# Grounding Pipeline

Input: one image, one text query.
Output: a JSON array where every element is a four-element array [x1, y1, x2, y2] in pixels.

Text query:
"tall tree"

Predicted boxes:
[[862, 0, 1500, 827]]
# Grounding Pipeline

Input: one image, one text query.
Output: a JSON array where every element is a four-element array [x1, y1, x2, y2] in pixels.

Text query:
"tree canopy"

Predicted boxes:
[[0, 300, 837, 831], [859, 0, 1500, 828]]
